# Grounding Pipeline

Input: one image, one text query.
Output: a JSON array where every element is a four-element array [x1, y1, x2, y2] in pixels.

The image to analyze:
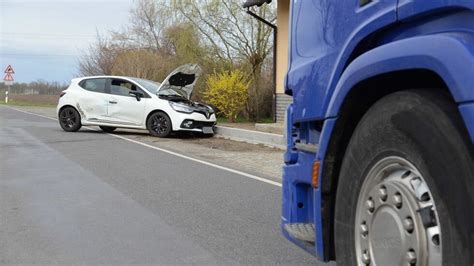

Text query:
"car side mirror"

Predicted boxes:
[[129, 91, 144, 101]]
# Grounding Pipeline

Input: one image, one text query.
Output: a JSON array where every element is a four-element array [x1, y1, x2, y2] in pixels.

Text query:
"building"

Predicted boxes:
[[244, 0, 291, 122], [274, 0, 291, 122]]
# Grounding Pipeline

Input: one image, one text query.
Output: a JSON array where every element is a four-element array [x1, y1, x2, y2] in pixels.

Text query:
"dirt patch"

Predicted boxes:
[[218, 122, 256, 131], [184, 137, 278, 152]]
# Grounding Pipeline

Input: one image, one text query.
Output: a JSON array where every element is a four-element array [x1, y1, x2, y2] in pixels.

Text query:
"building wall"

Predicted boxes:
[[276, 0, 291, 122], [276, 0, 289, 95]]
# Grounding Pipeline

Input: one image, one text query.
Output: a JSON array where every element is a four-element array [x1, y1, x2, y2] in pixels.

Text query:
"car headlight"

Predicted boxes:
[[169, 101, 194, 114]]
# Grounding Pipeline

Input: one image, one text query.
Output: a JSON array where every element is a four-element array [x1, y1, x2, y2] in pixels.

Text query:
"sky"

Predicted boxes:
[[0, 0, 134, 84]]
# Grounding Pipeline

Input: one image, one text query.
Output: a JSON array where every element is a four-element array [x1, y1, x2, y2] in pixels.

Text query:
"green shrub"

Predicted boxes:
[[204, 70, 249, 122]]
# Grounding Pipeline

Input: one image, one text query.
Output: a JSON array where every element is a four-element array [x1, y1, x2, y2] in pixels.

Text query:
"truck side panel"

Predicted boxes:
[[283, 1, 474, 262], [398, 0, 474, 20], [286, 0, 398, 122]]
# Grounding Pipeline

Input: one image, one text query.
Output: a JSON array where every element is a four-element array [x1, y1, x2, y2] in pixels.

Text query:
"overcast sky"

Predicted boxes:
[[0, 0, 134, 84]]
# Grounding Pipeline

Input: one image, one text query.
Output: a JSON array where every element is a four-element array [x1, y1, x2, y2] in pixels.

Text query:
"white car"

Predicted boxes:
[[57, 64, 216, 137]]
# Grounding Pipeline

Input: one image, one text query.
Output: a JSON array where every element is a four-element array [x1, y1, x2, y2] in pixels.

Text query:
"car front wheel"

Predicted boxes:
[[335, 89, 474, 265], [59, 106, 82, 132], [147, 111, 172, 137]]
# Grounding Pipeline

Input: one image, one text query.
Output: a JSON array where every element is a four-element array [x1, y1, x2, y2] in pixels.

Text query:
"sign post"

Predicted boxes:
[[3, 65, 15, 103]]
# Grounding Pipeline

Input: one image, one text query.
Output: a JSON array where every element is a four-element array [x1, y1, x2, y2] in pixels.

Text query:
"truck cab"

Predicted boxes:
[[282, 1, 474, 264]]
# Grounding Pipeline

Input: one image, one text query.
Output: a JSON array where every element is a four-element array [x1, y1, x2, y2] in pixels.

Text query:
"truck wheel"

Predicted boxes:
[[335, 89, 474, 265]]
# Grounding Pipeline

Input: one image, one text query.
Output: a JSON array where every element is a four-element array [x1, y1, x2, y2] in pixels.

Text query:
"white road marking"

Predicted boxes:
[[4, 106, 282, 187]]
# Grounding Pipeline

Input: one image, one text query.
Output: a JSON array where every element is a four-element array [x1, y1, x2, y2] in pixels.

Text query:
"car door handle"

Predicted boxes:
[[109, 100, 117, 104]]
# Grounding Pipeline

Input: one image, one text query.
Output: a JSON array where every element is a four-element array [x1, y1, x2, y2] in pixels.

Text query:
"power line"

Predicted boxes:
[[0, 53, 84, 57], [0, 32, 96, 38]]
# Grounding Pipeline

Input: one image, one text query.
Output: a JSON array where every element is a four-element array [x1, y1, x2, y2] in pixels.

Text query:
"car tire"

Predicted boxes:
[[334, 89, 474, 265], [58, 106, 82, 132], [99, 126, 116, 133], [147, 111, 172, 137]]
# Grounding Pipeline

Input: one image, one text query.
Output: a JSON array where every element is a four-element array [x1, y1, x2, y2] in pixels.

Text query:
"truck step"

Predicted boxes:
[[284, 223, 315, 243]]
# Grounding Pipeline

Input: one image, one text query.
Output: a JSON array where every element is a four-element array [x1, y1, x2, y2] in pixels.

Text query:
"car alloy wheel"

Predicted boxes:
[[59, 107, 81, 132], [147, 111, 172, 137]]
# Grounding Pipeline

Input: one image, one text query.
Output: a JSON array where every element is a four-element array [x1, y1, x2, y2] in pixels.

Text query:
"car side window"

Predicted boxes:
[[109, 79, 148, 98], [80, 78, 107, 93]]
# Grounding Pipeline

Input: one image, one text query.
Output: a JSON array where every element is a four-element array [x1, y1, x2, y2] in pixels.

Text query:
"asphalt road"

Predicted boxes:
[[0, 106, 322, 265]]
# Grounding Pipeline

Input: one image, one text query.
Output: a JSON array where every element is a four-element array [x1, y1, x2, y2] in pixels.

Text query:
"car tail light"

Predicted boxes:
[[59, 91, 66, 98]]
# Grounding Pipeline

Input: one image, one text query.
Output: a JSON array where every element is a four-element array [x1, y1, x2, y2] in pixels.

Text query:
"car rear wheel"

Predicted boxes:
[[335, 89, 474, 265], [147, 111, 172, 137], [99, 126, 116, 133], [59, 106, 82, 132]]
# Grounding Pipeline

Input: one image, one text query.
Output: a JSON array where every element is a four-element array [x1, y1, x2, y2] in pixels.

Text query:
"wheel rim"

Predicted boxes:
[[355, 156, 441, 266], [151, 114, 168, 134], [60, 109, 77, 128]]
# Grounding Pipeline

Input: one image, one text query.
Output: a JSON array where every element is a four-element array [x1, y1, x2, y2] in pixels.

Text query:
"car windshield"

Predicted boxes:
[[157, 85, 188, 98], [130, 78, 161, 94]]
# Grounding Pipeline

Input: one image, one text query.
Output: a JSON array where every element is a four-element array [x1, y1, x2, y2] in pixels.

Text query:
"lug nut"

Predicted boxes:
[[379, 186, 388, 201], [406, 250, 417, 265], [394, 193, 403, 209], [362, 249, 370, 264], [404, 217, 414, 233], [360, 222, 368, 238], [366, 198, 375, 213]]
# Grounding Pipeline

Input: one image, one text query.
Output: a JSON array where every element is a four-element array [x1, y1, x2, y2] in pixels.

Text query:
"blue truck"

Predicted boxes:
[[280, 0, 474, 265]]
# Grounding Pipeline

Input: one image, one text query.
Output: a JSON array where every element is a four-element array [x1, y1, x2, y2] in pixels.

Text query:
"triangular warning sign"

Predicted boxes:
[[4, 73, 14, 81], [4, 65, 14, 74]]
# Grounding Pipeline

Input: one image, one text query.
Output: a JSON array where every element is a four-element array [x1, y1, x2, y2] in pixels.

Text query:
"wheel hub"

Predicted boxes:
[[355, 157, 442, 266]]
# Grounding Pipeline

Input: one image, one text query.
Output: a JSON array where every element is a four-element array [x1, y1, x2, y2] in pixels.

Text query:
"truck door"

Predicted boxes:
[[283, 0, 399, 261], [286, 0, 398, 122]]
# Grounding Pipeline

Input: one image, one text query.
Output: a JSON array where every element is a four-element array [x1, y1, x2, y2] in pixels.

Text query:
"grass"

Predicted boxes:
[[0, 100, 56, 108], [217, 116, 274, 124], [0, 94, 58, 108]]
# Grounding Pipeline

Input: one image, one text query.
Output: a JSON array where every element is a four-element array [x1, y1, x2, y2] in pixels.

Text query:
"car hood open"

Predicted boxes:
[[157, 64, 202, 100]]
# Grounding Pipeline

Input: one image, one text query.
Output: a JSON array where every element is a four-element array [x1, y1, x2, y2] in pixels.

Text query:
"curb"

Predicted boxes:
[[215, 126, 286, 150]]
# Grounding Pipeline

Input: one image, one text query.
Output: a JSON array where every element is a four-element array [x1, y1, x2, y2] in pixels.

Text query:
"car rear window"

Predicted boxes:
[[80, 79, 106, 93]]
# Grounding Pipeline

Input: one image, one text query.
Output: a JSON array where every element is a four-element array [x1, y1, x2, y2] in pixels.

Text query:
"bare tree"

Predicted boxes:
[[112, 0, 174, 51], [173, 0, 274, 65], [78, 32, 117, 76], [111, 49, 167, 81], [173, 0, 275, 119]]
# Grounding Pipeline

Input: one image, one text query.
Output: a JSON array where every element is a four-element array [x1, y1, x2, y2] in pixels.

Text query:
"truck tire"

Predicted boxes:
[[335, 89, 474, 266]]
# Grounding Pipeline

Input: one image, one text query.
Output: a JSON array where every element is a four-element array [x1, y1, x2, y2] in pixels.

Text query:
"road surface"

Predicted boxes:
[[0, 106, 323, 265]]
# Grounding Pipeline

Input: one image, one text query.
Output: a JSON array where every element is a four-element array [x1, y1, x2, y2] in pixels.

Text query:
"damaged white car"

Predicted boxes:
[[57, 64, 216, 137]]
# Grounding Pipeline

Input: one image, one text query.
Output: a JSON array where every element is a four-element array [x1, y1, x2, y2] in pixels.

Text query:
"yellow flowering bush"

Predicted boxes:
[[204, 70, 249, 122]]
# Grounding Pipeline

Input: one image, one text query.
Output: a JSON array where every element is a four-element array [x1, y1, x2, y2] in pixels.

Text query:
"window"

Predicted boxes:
[[109, 79, 149, 98], [80, 78, 106, 93], [130, 77, 161, 94]]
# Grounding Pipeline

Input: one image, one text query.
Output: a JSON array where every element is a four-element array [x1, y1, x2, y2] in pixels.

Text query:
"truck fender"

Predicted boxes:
[[326, 32, 474, 117]]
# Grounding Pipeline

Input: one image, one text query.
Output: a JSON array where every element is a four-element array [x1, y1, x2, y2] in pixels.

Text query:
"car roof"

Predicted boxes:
[[78, 75, 140, 80], [73, 76, 161, 85]]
